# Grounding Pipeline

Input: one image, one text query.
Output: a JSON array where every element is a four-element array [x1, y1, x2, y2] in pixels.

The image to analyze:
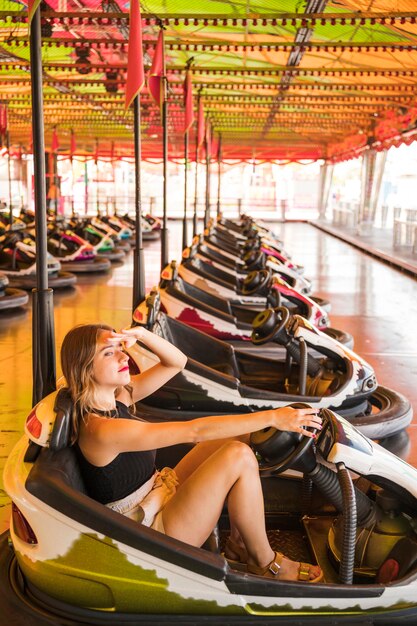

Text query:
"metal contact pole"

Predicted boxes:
[[193, 136, 198, 237], [204, 120, 211, 229], [6, 129, 13, 225], [132, 96, 145, 311], [160, 28, 169, 270], [30, 7, 56, 404], [182, 130, 189, 249], [192, 91, 201, 237], [95, 137, 100, 216], [217, 133, 222, 217]]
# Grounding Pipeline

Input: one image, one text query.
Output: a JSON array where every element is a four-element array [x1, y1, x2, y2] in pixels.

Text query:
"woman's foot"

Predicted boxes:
[[223, 537, 248, 570], [247, 551, 323, 583]]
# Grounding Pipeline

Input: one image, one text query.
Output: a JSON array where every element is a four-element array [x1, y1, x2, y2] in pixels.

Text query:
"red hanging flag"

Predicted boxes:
[[183, 70, 194, 134], [28, 0, 42, 28], [205, 120, 211, 160], [1, 105, 8, 137], [216, 133, 222, 162], [148, 29, 165, 111], [70, 130, 76, 158], [51, 127, 59, 153], [211, 133, 219, 161], [124, 0, 145, 109], [197, 98, 205, 148]]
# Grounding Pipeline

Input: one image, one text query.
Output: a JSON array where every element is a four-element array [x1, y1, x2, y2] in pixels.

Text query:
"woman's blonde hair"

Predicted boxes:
[[61, 323, 133, 444]]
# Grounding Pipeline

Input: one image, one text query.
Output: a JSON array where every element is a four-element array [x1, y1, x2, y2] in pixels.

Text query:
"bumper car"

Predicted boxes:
[[131, 291, 411, 439], [4, 390, 417, 624], [91, 216, 132, 253], [0, 230, 77, 289], [100, 215, 134, 242], [45, 225, 112, 273], [144, 213, 162, 230], [210, 220, 301, 274], [158, 262, 352, 349], [179, 246, 313, 305], [0, 271, 28, 310], [141, 215, 162, 240], [68, 217, 126, 262], [207, 214, 295, 260], [200, 229, 310, 294], [123, 212, 162, 241]]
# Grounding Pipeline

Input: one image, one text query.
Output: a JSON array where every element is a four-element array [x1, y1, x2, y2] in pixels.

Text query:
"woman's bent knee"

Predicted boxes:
[[219, 441, 258, 471]]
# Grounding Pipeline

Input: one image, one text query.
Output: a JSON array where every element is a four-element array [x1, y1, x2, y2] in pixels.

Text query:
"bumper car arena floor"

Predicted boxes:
[[0, 220, 417, 534]]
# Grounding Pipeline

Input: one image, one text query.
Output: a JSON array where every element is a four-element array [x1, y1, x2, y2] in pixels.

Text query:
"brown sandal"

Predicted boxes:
[[223, 537, 248, 571], [247, 551, 323, 583]]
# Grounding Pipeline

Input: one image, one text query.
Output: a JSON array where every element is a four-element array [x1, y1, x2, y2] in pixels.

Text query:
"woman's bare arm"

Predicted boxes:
[[81, 405, 322, 464], [110, 327, 187, 403]]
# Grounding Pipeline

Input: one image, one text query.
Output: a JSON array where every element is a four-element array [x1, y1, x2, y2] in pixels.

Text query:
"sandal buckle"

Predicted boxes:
[[298, 563, 310, 581], [268, 560, 281, 576]]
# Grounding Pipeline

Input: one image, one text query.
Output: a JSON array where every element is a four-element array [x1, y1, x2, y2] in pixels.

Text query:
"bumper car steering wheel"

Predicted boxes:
[[251, 306, 290, 345], [250, 403, 319, 476]]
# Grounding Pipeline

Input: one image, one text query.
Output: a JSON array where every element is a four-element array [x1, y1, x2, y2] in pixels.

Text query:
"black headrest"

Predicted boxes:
[[50, 387, 74, 451]]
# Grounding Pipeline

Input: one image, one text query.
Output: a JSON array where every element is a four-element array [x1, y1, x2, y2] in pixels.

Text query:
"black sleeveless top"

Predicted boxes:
[[74, 400, 156, 504]]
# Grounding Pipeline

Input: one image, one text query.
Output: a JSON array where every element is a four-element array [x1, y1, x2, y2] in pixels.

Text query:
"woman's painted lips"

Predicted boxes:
[[118, 366, 130, 372]]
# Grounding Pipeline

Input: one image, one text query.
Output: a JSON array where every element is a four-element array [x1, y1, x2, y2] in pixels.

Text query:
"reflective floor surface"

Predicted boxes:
[[1, 221, 416, 533]]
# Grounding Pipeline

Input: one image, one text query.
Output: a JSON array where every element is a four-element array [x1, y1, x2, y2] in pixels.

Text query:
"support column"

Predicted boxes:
[[318, 162, 334, 220], [370, 151, 387, 223], [358, 149, 380, 234]]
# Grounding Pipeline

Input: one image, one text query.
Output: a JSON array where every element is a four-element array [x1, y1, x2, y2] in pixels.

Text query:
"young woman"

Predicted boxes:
[[61, 323, 323, 583]]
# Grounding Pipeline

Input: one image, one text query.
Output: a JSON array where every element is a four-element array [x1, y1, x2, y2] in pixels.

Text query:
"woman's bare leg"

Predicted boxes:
[[174, 436, 249, 555], [173, 435, 250, 484], [163, 441, 320, 580]]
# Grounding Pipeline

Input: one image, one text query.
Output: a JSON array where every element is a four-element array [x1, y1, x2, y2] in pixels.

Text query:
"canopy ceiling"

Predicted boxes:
[[2, 0, 417, 162]]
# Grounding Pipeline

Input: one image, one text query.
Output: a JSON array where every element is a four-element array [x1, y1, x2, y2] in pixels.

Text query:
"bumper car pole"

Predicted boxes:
[[193, 90, 202, 237], [30, 8, 56, 406], [182, 129, 189, 250], [204, 121, 211, 229], [132, 96, 145, 310], [6, 129, 13, 224], [182, 59, 193, 251], [217, 133, 222, 217], [161, 35, 169, 271]]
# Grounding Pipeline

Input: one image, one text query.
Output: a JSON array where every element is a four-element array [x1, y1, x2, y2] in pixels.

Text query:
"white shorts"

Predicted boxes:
[[105, 467, 178, 534]]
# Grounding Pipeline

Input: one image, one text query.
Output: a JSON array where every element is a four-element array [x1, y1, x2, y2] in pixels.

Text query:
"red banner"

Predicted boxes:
[[124, 0, 145, 109], [70, 130, 76, 158], [148, 29, 165, 111], [197, 98, 205, 148], [28, 0, 42, 27], [51, 127, 59, 153], [183, 70, 194, 134], [0, 104, 7, 137]]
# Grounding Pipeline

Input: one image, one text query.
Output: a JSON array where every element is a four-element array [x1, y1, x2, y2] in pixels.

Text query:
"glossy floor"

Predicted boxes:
[[1, 221, 416, 533]]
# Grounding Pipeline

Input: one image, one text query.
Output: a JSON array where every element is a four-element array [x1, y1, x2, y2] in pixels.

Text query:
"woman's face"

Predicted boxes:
[[91, 330, 131, 389]]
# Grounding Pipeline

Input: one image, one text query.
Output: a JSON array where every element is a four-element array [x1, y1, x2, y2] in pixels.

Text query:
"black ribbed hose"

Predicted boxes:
[[336, 462, 356, 585], [308, 462, 378, 585], [301, 475, 313, 514], [308, 463, 376, 527], [298, 337, 308, 395], [286, 339, 321, 377]]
